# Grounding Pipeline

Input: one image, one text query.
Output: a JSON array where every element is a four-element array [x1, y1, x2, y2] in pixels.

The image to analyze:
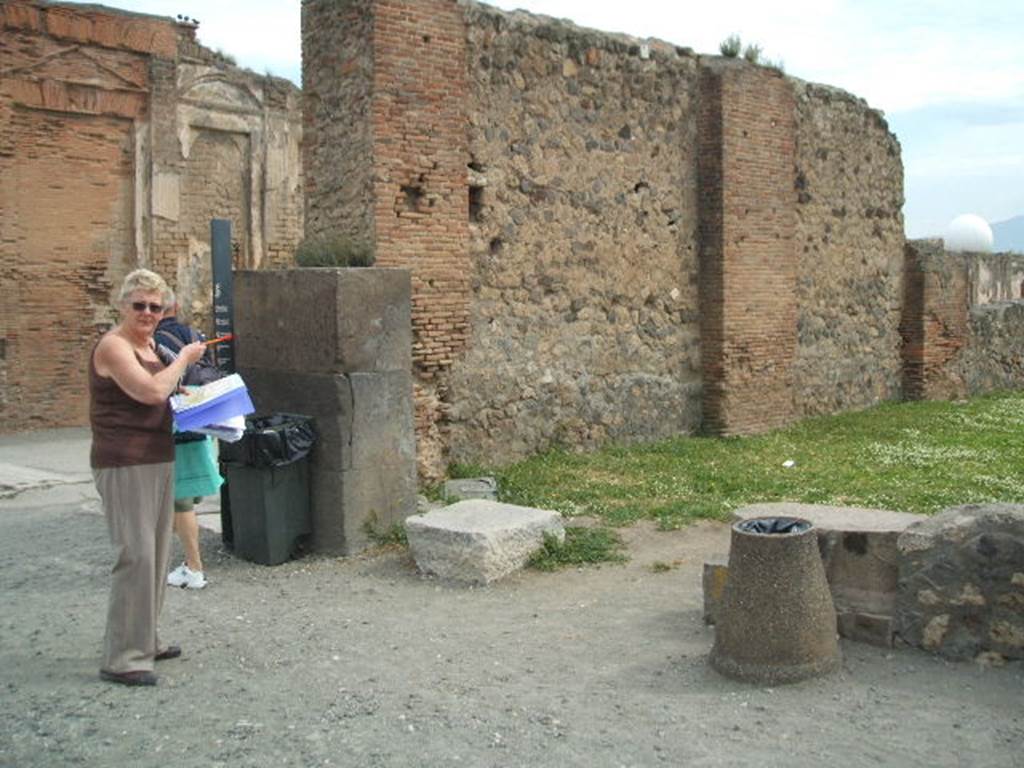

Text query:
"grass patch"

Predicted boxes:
[[366, 522, 408, 548], [528, 527, 628, 571], [486, 391, 1024, 528]]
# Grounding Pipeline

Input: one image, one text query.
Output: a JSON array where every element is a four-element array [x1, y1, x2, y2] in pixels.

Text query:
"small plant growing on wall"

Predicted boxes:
[[719, 34, 742, 57], [742, 43, 762, 64], [294, 233, 374, 268]]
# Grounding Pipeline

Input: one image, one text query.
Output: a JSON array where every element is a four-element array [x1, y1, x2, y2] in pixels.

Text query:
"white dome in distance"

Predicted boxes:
[[945, 213, 994, 253]]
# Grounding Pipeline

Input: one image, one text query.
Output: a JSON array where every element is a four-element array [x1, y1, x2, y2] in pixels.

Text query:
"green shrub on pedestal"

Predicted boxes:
[[295, 233, 374, 268]]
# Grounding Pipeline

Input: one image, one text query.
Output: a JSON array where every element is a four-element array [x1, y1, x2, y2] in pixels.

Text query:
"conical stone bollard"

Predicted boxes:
[[710, 517, 841, 684]]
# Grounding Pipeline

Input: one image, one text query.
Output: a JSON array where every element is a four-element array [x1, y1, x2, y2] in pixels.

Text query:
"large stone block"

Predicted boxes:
[[234, 268, 412, 375], [241, 368, 416, 474], [310, 464, 418, 556], [895, 503, 1024, 661], [405, 500, 564, 585], [733, 503, 926, 646]]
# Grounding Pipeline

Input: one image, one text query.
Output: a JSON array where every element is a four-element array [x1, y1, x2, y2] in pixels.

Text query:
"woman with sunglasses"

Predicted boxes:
[[89, 269, 206, 687]]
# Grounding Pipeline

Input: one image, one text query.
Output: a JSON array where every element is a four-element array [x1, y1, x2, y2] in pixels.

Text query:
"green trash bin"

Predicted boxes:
[[220, 414, 315, 566]]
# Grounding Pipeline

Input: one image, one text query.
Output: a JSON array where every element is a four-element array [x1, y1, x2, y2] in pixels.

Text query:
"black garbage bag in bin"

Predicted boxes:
[[219, 414, 316, 566]]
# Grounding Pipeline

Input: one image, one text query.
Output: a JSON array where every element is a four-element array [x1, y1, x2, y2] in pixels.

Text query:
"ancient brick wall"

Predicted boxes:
[[0, 1, 159, 431], [697, 60, 797, 435], [302, 0, 920, 475], [0, 0, 302, 432], [448, 5, 702, 465], [372, 0, 470, 473], [900, 240, 969, 400], [792, 82, 905, 415], [902, 241, 1024, 400], [302, 0, 471, 475]]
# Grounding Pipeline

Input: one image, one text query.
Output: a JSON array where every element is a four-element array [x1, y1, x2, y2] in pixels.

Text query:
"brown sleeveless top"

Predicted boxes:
[[89, 343, 174, 468]]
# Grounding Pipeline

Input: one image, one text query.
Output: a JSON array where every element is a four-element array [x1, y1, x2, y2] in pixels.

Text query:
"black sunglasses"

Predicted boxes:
[[131, 301, 164, 314]]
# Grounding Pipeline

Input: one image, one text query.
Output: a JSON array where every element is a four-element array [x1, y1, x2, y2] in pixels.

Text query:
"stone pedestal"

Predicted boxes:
[[234, 268, 416, 556], [710, 517, 841, 685]]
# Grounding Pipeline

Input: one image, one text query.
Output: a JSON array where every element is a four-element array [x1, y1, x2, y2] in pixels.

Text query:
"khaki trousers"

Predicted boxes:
[[92, 462, 174, 673]]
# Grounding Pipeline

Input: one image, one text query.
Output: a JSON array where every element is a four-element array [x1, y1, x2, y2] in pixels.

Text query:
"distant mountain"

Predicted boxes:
[[992, 215, 1024, 253]]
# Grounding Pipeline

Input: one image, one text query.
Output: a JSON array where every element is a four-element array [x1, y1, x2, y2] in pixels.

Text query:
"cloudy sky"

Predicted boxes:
[[67, 0, 1023, 237]]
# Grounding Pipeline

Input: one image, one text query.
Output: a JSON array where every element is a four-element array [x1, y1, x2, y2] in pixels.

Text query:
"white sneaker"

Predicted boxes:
[[167, 562, 207, 590]]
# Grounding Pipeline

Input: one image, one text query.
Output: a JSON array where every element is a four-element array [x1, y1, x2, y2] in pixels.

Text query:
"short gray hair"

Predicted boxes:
[[118, 269, 168, 304]]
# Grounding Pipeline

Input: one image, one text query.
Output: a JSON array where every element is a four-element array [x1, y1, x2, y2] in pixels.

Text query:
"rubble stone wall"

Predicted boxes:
[[447, 5, 703, 464], [792, 82, 906, 416], [301, 0, 914, 476]]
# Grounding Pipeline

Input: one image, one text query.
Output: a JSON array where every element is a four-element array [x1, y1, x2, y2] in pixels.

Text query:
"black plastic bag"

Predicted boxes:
[[737, 517, 811, 535], [220, 413, 316, 468]]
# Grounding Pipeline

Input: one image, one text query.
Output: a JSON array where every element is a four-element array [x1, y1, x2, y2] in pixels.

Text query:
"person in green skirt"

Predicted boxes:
[[155, 294, 224, 590]]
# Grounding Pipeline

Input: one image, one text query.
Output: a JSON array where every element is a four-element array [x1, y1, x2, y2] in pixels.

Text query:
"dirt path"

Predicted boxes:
[[1, 492, 1021, 768]]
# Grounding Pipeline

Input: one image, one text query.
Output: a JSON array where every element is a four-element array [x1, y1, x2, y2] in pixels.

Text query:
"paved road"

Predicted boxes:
[[0, 427, 220, 528]]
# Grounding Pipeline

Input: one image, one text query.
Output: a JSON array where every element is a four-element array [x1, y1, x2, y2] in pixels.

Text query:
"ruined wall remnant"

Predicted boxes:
[[303, 0, 470, 477], [900, 240, 970, 400], [793, 82, 905, 416], [900, 240, 1024, 401], [0, 0, 303, 433], [453, 5, 703, 464], [967, 251, 1024, 306], [302, 0, 914, 476]]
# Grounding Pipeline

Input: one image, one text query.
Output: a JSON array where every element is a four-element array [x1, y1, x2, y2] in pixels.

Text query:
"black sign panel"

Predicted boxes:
[[210, 219, 235, 373]]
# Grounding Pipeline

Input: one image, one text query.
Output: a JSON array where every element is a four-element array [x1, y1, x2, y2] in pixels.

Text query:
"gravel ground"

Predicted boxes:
[[1, 484, 1022, 768]]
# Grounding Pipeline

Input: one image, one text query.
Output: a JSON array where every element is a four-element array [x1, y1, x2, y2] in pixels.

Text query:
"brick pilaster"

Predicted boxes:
[[697, 61, 798, 435]]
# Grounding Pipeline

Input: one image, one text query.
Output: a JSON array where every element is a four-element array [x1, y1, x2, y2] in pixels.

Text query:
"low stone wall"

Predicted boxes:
[[956, 301, 1024, 395], [895, 503, 1024, 661]]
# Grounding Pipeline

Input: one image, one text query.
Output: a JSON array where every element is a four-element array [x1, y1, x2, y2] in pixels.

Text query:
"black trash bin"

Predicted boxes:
[[218, 413, 316, 566]]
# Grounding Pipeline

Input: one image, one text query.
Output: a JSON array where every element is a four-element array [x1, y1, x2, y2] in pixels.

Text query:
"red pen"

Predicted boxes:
[[205, 334, 234, 346]]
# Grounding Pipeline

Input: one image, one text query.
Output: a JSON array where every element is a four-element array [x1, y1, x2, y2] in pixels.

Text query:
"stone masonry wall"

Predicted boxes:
[[302, 0, 915, 475], [301, 0, 375, 247], [792, 82, 905, 415], [968, 252, 1024, 306], [0, 0, 303, 432], [448, 5, 702, 465], [697, 60, 796, 435], [900, 240, 970, 400], [957, 300, 1024, 396]]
